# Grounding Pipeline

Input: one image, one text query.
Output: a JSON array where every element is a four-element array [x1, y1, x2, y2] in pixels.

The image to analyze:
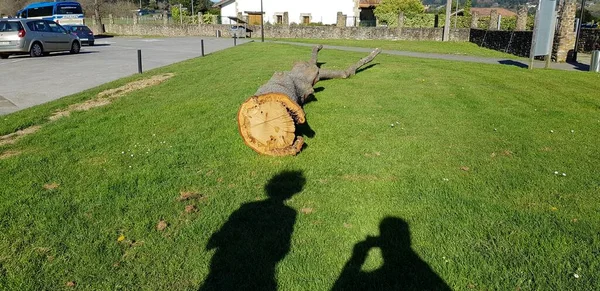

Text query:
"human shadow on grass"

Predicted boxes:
[[332, 217, 451, 291], [199, 171, 306, 291]]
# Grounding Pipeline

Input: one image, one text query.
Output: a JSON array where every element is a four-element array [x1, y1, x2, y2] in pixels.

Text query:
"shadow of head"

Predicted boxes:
[[379, 217, 411, 250], [264, 171, 306, 202]]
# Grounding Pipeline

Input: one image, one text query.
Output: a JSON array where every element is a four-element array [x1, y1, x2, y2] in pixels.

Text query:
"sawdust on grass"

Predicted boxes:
[[0, 74, 176, 157], [0, 150, 23, 160], [0, 126, 42, 147], [50, 73, 175, 121]]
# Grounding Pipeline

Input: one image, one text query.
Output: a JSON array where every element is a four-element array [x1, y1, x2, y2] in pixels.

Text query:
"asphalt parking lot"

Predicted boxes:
[[0, 36, 251, 115]]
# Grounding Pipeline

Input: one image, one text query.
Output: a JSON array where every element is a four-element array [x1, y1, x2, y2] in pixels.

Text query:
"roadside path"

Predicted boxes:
[[271, 40, 592, 72]]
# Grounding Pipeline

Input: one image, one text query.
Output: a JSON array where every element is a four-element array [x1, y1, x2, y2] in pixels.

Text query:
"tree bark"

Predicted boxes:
[[238, 46, 381, 156]]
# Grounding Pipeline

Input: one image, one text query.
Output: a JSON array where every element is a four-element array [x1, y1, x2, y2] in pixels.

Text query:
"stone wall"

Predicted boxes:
[[104, 23, 470, 41]]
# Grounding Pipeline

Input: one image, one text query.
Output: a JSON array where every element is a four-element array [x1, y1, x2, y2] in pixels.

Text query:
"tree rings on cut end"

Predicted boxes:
[[238, 93, 305, 156]]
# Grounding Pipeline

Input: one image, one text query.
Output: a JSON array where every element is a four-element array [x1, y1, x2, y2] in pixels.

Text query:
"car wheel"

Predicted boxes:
[[30, 43, 43, 57], [70, 41, 80, 54], [0, 54, 8, 59]]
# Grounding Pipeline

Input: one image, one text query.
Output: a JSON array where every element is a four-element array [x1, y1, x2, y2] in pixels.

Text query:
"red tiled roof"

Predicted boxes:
[[359, 0, 381, 8], [470, 8, 517, 17]]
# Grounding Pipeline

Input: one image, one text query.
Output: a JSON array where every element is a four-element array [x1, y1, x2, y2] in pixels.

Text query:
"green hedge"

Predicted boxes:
[[377, 13, 534, 31]]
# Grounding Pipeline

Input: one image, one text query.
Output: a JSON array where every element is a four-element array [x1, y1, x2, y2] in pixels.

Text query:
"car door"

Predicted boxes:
[[29, 20, 55, 51], [45, 21, 71, 51]]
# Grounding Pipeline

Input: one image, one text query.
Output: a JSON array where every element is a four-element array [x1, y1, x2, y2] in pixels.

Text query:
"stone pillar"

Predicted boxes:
[[516, 6, 528, 31], [109, 14, 114, 25], [283, 12, 289, 25], [198, 12, 203, 24], [211, 15, 218, 25], [398, 11, 405, 28], [470, 11, 479, 28], [555, 0, 577, 62], [489, 10, 498, 30], [163, 11, 168, 25], [133, 13, 139, 25], [237, 12, 243, 21], [337, 12, 346, 27]]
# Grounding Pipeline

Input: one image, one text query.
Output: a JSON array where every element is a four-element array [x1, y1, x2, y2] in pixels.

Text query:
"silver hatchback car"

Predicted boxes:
[[0, 18, 81, 59]]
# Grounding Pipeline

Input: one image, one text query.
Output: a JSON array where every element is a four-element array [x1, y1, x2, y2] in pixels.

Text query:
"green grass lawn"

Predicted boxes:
[[271, 38, 523, 59], [1, 43, 599, 290]]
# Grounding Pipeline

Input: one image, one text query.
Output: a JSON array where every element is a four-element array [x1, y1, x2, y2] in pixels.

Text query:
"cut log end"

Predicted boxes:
[[238, 93, 305, 156]]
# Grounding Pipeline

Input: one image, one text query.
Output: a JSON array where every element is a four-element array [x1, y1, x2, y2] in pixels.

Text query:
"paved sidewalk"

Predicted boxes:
[[271, 40, 593, 72]]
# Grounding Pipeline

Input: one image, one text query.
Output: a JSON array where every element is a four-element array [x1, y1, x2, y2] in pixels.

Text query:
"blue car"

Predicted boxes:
[[63, 24, 94, 46]]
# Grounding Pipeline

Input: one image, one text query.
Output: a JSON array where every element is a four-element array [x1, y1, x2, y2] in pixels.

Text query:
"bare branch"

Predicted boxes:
[[318, 48, 381, 81]]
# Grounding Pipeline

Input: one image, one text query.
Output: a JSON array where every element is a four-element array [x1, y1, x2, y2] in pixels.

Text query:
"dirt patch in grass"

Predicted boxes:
[[50, 73, 175, 121], [43, 182, 60, 190], [0, 150, 23, 160], [0, 126, 42, 147], [185, 205, 198, 213], [156, 220, 168, 231]]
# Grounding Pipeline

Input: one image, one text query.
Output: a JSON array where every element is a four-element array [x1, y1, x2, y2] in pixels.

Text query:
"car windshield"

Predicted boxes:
[[0, 21, 21, 32], [56, 5, 83, 15]]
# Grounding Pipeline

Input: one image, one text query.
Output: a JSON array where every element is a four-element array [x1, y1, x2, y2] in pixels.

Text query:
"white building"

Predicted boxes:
[[213, 0, 380, 26]]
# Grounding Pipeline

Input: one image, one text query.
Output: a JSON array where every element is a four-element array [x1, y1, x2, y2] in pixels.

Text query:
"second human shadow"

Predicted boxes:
[[332, 217, 451, 291]]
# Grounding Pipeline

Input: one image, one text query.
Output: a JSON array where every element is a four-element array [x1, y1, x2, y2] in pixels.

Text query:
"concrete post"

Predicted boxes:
[[163, 11, 168, 25], [398, 11, 405, 28], [283, 12, 289, 25], [555, 0, 577, 62], [133, 13, 139, 25], [198, 12, 203, 24], [489, 9, 498, 30], [516, 6, 528, 31], [337, 12, 347, 27], [109, 14, 114, 25], [470, 11, 479, 28]]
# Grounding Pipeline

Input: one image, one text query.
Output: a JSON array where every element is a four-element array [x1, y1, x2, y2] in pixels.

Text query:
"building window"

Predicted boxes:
[[276, 14, 283, 24]]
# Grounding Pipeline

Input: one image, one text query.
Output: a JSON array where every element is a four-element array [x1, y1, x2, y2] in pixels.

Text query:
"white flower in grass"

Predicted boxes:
[[574, 273, 580, 279], [554, 171, 559, 175], [550, 130, 554, 133], [562, 173, 567, 177]]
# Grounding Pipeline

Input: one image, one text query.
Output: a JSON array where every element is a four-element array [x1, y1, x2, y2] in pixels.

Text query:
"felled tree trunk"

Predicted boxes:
[[238, 45, 381, 156]]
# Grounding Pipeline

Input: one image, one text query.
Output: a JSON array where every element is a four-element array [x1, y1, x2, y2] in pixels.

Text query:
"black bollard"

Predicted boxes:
[[234, 35, 237, 46], [137, 49, 142, 74], [201, 39, 205, 57]]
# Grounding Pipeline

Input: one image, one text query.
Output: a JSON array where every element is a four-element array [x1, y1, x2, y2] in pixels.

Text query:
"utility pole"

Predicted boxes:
[[573, 0, 586, 61], [454, 0, 459, 28], [443, 0, 452, 41], [260, 0, 264, 42]]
